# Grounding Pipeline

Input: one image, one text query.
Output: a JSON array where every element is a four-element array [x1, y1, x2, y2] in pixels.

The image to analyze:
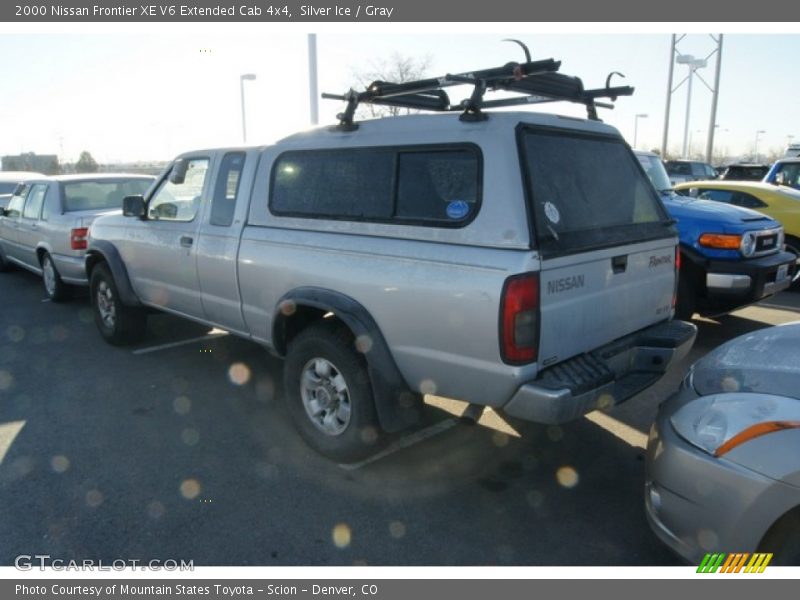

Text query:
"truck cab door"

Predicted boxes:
[[124, 157, 211, 317], [195, 151, 252, 334]]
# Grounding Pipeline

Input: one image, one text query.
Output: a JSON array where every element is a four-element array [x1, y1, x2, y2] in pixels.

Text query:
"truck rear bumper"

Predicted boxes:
[[502, 320, 697, 424]]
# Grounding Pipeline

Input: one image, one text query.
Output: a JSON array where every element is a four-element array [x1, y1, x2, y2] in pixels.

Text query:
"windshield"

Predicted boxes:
[[62, 178, 153, 212], [636, 154, 673, 192]]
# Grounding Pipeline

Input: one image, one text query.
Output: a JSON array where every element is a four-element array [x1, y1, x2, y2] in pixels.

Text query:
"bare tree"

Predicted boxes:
[[352, 52, 433, 119]]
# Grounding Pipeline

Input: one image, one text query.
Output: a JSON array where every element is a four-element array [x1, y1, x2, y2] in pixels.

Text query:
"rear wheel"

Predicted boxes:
[[283, 321, 384, 463], [784, 235, 800, 291], [41, 252, 69, 302], [90, 263, 146, 345]]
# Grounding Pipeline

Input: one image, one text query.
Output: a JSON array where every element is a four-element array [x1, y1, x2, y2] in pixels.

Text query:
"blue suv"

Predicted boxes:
[[636, 151, 795, 319]]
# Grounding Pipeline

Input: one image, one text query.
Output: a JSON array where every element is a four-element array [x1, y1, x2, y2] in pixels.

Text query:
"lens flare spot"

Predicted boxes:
[[181, 428, 200, 446], [556, 466, 579, 488], [419, 379, 437, 394], [526, 490, 545, 508], [491, 431, 509, 447], [0, 370, 13, 391], [147, 501, 166, 519], [697, 528, 719, 550], [389, 521, 406, 539], [721, 376, 740, 392], [7, 325, 25, 343], [180, 479, 201, 500], [332, 523, 352, 548], [228, 362, 251, 386], [51, 455, 70, 473], [86, 489, 104, 508], [359, 426, 378, 444], [49, 326, 69, 342], [596, 393, 614, 411], [279, 300, 296, 316], [354, 335, 373, 354], [173, 396, 191, 415], [546, 425, 564, 442]]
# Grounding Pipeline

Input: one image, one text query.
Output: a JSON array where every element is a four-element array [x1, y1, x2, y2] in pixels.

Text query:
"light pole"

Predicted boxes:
[[676, 54, 707, 158], [240, 73, 256, 144], [754, 129, 766, 162], [633, 113, 648, 149]]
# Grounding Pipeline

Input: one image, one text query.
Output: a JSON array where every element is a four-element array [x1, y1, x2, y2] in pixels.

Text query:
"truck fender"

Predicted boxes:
[[273, 287, 422, 433], [85, 241, 142, 307]]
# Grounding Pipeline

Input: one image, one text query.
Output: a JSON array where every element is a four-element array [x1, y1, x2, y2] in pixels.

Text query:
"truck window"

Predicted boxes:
[[210, 152, 245, 227], [520, 127, 668, 256], [270, 145, 481, 226], [149, 158, 209, 222]]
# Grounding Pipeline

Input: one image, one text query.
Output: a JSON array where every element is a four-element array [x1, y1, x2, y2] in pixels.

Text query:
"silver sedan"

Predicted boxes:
[[0, 174, 154, 301], [646, 322, 800, 565]]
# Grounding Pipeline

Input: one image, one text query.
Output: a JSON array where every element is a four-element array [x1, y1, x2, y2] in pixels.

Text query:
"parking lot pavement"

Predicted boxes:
[[1, 268, 797, 567]]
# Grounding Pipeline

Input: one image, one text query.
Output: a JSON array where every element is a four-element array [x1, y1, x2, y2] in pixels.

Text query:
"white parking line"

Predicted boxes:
[[584, 411, 648, 449], [339, 418, 458, 471], [132, 331, 229, 355]]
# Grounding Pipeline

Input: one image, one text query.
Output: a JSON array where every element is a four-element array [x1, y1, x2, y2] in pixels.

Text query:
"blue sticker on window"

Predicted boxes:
[[446, 200, 470, 220]]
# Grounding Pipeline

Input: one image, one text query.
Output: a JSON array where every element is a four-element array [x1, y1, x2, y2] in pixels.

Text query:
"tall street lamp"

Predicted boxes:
[[754, 129, 766, 161], [676, 54, 707, 158], [240, 73, 256, 144], [633, 113, 648, 149]]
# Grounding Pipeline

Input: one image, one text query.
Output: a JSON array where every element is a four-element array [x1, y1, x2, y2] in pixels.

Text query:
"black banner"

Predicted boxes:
[[2, 0, 799, 22]]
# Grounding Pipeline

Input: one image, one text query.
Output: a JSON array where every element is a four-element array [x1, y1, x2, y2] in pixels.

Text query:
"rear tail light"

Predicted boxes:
[[500, 273, 540, 364], [70, 227, 89, 250]]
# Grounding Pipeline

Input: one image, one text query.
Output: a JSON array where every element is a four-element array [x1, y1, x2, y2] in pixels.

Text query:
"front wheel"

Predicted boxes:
[[784, 235, 800, 291], [90, 263, 146, 345], [283, 322, 384, 463], [41, 253, 69, 302]]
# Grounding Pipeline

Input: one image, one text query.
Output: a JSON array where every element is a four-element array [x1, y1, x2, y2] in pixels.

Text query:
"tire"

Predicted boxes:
[[41, 252, 69, 302], [759, 510, 800, 566], [283, 321, 384, 463], [90, 262, 146, 346], [675, 272, 696, 321], [784, 235, 800, 291]]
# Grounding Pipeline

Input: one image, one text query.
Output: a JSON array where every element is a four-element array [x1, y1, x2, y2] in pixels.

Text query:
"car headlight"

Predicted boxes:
[[670, 393, 800, 457], [739, 232, 757, 257]]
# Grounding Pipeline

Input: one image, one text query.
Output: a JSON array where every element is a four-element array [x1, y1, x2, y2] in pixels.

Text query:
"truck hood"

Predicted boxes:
[[692, 322, 800, 401], [661, 192, 777, 233]]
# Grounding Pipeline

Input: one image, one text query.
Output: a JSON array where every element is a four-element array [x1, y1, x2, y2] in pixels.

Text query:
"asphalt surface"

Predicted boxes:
[[1, 268, 798, 566]]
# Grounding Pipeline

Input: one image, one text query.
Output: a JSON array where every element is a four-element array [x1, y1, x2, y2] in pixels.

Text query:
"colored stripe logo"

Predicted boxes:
[[697, 553, 773, 573]]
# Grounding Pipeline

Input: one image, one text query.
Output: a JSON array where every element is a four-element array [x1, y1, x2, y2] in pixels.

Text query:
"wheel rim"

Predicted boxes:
[[95, 280, 116, 329], [300, 358, 352, 436], [42, 257, 56, 296]]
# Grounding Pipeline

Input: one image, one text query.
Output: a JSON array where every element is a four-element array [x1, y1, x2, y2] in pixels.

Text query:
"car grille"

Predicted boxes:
[[753, 228, 782, 257]]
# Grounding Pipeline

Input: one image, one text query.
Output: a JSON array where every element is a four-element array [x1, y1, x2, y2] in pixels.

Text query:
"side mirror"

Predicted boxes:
[[122, 195, 146, 218], [169, 159, 188, 185], [12, 183, 25, 195]]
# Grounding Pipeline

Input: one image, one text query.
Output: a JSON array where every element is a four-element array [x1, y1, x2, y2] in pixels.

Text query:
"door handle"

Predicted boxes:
[[180, 236, 194, 248], [612, 254, 628, 273]]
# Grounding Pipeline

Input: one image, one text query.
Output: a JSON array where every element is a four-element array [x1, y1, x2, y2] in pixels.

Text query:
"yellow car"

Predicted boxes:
[[673, 180, 800, 259]]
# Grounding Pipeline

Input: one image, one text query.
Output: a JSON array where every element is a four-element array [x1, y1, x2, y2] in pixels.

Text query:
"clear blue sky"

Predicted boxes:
[[0, 29, 798, 164]]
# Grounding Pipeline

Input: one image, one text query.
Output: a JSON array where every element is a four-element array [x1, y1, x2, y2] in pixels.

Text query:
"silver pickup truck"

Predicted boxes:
[[85, 60, 696, 461]]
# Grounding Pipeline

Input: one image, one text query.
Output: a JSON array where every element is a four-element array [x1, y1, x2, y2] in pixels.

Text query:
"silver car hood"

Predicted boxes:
[[692, 322, 800, 400]]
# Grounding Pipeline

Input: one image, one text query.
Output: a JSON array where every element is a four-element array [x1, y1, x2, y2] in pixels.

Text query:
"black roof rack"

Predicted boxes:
[[322, 41, 634, 131]]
